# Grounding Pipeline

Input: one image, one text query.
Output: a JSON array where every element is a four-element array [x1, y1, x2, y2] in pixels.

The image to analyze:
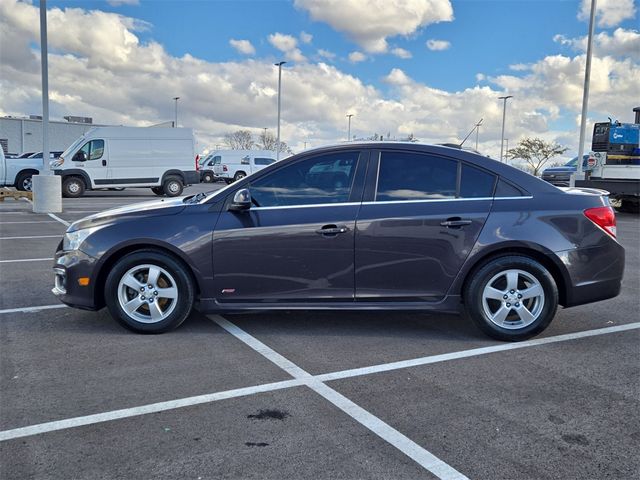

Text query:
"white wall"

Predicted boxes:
[[0, 117, 107, 155]]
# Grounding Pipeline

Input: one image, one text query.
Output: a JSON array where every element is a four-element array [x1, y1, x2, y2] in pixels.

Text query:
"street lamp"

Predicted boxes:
[[574, 0, 597, 186], [32, 0, 61, 214], [173, 97, 180, 128], [275, 61, 286, 160], [346, 114, 354, 141], [498, 95, 513, 162]]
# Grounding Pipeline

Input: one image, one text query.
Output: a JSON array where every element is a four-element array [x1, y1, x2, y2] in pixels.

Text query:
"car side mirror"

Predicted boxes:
[[228, 188, 251, 212], [73, 151, 87, 162]]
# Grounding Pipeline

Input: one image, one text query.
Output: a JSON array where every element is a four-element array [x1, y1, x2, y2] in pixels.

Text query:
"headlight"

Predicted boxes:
[[63, 227, 101, 251]]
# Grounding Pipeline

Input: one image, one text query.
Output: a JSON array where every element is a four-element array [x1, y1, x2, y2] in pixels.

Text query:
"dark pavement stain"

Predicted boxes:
[[245, 442, 269, 447], [548, 414, 566, 425], [561, 434, 590, 446], [247, 409, 290, 421]]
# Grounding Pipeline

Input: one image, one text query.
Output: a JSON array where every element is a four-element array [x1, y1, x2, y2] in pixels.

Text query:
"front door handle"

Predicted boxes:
[[316, 224, 349, 235], [102, 159, 107, 166], [440, 217, 472, 228]]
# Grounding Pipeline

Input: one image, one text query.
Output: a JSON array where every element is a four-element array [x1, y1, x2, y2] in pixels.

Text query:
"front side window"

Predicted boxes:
[[213, 156, 221, 165], [241, 156, 250, 165], [250, 152, 359, 207], [376, 152, 457, 201], [78, 139, 104, 161]]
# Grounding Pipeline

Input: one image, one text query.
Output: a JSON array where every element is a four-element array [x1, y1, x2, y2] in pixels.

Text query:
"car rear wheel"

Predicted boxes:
[[233, 171, 246, 182], [105, 251, 195, 333], [62, 176, 86, 198], [162, 176, 183, 197], [463, 256, 558, 341]]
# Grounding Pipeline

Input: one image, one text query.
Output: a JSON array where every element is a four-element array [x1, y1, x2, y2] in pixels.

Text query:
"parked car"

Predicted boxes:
[[17, 152, 36, 158], [28, 151, 64, 159], [199, 153, 222, 183], [0, 148, 43, 191], [51, 127, 200, 198], [541, 155, 590, 187], [211, 150, 277, 183], [52, 143, 624, 341]]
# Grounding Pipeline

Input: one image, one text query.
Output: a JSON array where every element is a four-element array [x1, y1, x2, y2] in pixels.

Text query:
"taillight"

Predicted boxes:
[[195, 155, 200, 171], [223, 165, 228, 172], [584, 206, 616, 238]]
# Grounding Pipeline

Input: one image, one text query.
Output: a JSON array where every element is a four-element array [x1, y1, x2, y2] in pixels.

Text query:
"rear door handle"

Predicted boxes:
[[316, 224, 349, 235], [440, 218, 472, 228]]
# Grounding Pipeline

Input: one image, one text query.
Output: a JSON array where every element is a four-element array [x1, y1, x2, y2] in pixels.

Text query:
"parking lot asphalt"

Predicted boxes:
[[0, 184, 639, 479]]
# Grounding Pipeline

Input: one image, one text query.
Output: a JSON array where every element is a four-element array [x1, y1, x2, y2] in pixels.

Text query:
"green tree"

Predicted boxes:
[[506, 137, 569, 176]]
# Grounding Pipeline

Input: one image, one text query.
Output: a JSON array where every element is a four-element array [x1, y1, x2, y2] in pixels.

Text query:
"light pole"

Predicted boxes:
[[346, 114, 354, 141], [499, 95, 513, 162], [275, 61, 286, 160], [505, 139, 509, 162], [32, 0, 61, 213], [475, 119, 483, 151], [574, 0, 597, 186], [173, 97, 180, 128]]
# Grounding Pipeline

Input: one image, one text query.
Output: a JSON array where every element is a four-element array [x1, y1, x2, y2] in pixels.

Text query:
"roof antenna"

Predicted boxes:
[[460, 118, 483, 148]]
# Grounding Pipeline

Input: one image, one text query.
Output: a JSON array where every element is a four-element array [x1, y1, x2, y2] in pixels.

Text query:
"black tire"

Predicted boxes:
[[202, 172, 214, 183], [104, 250, 195, 333], [463, 255, 558, 342], [62, 176, 86, 198], [15, 172, 34, 192], [615, 199, 639, 214], [162, 176, 183, 197], [224, 178, 233, 185], [151, 187, 164, 196], [233, 171, 247, 182]]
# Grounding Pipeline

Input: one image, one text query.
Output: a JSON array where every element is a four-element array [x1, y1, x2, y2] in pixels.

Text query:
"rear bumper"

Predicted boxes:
[[52, 247, 100, 310], [557, 241, 625, 307]]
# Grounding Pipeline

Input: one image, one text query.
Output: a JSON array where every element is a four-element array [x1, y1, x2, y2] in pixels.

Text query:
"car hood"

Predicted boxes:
[[68, 197, 186, 232]]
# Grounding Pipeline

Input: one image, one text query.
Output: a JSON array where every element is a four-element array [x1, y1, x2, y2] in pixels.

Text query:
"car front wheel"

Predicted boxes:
[[463, 255, 558, 341], [105, 251, 195, 333]]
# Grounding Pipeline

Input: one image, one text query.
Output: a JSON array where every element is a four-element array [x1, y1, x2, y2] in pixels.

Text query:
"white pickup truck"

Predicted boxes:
[[0, 149, 43, 191]]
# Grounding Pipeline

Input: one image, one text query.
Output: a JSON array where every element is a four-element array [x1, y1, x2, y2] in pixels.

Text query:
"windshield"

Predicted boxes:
[[565, 157, 577, 167], [60, 135, 87, 159]]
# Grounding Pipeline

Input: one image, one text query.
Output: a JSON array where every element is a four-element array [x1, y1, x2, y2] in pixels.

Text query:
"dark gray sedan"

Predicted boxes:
[[52, 143, 624, 341]]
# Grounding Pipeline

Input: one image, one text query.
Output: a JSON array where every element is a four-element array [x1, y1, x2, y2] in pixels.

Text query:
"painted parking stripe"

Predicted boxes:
[[0, 258, 53, 264], [48, 213, 71, 226], [0, 321, 637, 446], [0, 235, 60, 240], [0, 304, 67, 315], [213, 317, 469, 480]]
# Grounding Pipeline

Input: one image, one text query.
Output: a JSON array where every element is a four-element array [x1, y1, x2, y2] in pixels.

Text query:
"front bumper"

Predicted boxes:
[[52, 245, 100, 310]]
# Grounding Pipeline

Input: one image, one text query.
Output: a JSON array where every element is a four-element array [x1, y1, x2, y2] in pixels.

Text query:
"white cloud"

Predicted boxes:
[[299, 31, 313, 44], [348, 51, 367, 63], [391, 47, 412, 59], [294, 0, 453, 53], [268, 32, 307, 62], [475, 73, 486, 82], [317, 48, 336, 60], [578, 0, 637, 27], [229, 39, 256, 55], [1, 0, 637, 158], [426, 39, 451, 51], [107, 0, 140, 6], [554, 28, 640, 60]]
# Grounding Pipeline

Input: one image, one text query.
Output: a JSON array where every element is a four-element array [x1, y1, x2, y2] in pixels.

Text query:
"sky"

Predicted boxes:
[[0, 0, 638, 159]]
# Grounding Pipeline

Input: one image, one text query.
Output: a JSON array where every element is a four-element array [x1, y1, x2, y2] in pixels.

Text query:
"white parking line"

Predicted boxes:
[[0, 304, 67, 315], [47, 213, 70, 226], [0, 320, 637, 453], [0, 235, 60, 240], [214, 317, 469, 480], [0, 258, 53, 264]]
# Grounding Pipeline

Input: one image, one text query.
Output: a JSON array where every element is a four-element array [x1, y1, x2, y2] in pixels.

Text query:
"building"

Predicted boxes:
[[0, 115, 109, 155]]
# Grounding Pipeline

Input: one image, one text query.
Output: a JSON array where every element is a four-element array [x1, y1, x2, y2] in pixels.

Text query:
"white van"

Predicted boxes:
[[208, 150, 277, 184], [52, 127, 199, 197]]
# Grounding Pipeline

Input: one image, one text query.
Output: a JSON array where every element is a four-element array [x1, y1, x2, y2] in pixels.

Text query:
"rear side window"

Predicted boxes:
[[254, 157, 276, 166], [495, 179, 525, 197], [460, 164, 496, 198], [376, 152, 457, 201]]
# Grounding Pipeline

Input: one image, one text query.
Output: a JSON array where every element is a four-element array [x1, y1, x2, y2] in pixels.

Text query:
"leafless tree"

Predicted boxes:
[[507, 137, 569, 176], [258, 130, 293, 154], [224, 130, 255, 150]]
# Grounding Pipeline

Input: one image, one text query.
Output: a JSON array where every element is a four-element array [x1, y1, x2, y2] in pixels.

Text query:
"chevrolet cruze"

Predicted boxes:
[[52, 143, 625, 341]]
